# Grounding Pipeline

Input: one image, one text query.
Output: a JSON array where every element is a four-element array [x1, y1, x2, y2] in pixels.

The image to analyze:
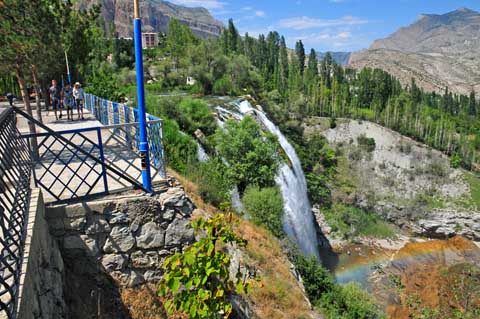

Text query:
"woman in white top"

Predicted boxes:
[[73, 82, 85, 120]]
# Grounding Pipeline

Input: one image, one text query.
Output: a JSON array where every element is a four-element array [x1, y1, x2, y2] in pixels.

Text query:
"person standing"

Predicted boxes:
[[62, 83, 74, 121], [6, 93, 14, 106], [49, 80, 62, 120], [73, 82, 84, 120]]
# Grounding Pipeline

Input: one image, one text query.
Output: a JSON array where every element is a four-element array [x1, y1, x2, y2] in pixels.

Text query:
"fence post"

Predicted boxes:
[[96, 128, 109, 194]]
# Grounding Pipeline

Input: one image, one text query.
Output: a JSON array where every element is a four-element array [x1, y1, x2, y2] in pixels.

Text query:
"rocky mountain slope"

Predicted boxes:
[[349, 7, 480, 95], [78, 0, 224, 38], [304, 117, 480, 241]]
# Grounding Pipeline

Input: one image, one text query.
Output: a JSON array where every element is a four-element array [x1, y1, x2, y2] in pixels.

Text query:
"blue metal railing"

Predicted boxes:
[[83, 93, 166, 177], [0, 108, 33, 318]]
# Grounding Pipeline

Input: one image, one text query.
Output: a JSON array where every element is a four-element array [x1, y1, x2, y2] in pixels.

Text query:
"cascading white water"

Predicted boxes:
[[196, 141, 210, 162], [234, 101, 320, 259]]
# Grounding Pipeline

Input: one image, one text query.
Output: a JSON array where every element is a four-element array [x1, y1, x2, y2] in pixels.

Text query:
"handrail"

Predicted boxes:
[[13, 107, 150, 194], [20, 120, 163, 139]]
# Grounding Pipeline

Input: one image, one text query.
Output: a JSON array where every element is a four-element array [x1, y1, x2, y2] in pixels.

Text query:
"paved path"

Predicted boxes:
[[15, 103, 164, 203]]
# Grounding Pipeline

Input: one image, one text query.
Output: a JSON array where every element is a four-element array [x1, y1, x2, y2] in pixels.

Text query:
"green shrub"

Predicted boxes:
[[306, 173, 332, 208], [178, 98, 217, 136], [450, 153, 462, 168], [212, 77, 233, 95], [357, 134, 376, 152], [242, 186, 285, 238], [188, 158, 232, 206], [323, 204, 395, 239], [291, 254, 335, 301], [162, 119, 198, 173], [319, 282, 385, 319]]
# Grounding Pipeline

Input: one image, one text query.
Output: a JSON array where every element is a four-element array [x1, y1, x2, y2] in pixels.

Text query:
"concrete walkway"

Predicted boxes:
[[15, 103, 165, 202]]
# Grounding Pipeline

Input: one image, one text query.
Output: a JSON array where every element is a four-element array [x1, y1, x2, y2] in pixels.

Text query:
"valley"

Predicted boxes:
[[3, 1, 480, 318]]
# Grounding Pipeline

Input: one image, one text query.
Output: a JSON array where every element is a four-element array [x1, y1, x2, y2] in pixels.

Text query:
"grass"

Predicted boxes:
[[323, 203, 395, 239], [464, 172, 480, 210], [332, 156, 358, 195]]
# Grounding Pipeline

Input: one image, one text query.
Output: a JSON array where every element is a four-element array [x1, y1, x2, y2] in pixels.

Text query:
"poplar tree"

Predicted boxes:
[[295, 40, 306, 75]]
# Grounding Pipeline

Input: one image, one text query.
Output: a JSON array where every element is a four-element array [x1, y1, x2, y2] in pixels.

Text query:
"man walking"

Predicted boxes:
[[49, 79, 62, 120], [73, 82, 84, 120], [62, 82, 74, 121]]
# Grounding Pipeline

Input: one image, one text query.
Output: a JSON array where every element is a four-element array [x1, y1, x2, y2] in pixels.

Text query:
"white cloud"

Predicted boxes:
[[242, 6, 253, 11], [255, 10, 266, 17], [278, 15, 369, 30], [169, 0, 227, 10]]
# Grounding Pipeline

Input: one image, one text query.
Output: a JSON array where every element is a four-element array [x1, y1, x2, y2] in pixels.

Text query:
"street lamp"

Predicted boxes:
[[133, 0, 152, 192]]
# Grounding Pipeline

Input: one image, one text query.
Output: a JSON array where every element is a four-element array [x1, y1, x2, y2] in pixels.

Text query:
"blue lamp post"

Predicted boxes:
[[133, 0, 152, 192]]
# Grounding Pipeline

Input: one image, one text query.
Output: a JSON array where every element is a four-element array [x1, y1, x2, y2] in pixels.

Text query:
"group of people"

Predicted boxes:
[[48, 79, 84, 121]]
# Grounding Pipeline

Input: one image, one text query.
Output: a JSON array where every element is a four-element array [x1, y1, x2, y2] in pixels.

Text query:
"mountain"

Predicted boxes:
[[349, 7, 480, 95], [316, 52, 351, 66], [78, 0, 224, 38]]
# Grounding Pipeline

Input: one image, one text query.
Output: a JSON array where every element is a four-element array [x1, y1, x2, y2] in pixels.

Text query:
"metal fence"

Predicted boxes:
[[84, 93, 166, 173], [0, 108, 33, 318]]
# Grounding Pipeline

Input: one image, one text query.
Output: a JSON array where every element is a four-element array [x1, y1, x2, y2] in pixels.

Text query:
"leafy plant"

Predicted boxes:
[[159, 213, 254, 319]]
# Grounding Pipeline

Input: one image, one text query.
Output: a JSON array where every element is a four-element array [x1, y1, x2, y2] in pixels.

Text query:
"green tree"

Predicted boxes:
[[295, 40, 306, 75], [167, 18, 195, 65], [215, 117, 280, 191], [469, 90, 477, 116], [159, 213, 253, 319], [307, 48, 319, 78]]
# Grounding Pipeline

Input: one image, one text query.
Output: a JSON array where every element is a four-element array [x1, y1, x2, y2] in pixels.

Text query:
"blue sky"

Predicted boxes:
[[170, 0, 480, 52]]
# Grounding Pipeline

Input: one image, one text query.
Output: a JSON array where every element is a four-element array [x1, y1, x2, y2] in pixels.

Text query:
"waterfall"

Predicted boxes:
[[234, 101, 320, 259], [196, 141, 209, 162]]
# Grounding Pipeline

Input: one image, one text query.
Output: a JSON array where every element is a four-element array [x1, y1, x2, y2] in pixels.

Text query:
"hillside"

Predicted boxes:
[[349, 7, 480, 95], [304, 117, 480, 241], [78, 0, 223, 38]]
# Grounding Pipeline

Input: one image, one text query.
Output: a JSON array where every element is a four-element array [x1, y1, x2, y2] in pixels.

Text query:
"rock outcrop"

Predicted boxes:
[[306, 117, 480, 241], [349, 8, 480, 95], [78, 0, 224, 38]]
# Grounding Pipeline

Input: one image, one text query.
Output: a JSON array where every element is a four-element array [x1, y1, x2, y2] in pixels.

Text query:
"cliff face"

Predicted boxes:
[[78, 0, 224, 38], [349, 8, 480, 95]]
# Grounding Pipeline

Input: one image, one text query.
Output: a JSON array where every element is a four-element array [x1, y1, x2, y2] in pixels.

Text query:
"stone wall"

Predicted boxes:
[[45, 187, 195, 317], [17, 188, 66, 319]]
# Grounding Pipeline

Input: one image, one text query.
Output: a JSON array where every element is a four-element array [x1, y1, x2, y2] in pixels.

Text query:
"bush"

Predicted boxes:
[[357, 134, 376, 152], [306, 173, 332, 208], [450, 153, 462, 168], [162, 119, 198, 173], [242, 186, 285, 238], [188, 158, 232, 206], [319, 282, 385, 319], [212, 77, 233, 95], [323, 204, 394, 239], [291, 254, 335, 301], [178, 98, 217, 136]]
